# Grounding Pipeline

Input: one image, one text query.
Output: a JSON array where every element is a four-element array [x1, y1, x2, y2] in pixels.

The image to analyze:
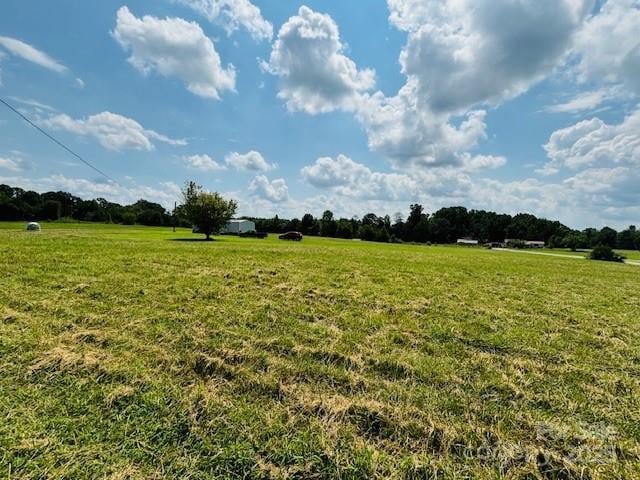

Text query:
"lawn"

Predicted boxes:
[[1, 223, 639, 479], [539, 248, 640, 261]]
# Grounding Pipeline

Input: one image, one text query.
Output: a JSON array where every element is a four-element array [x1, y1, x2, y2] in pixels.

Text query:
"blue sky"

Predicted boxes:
[[1, 0, 639, 229]]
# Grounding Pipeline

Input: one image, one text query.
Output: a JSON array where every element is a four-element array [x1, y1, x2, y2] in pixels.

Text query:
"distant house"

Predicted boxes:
[[525, 240, 545, 248], [457, 238, 479, 246], [221, 219, 255, 235], [505, 238, 545, 248]]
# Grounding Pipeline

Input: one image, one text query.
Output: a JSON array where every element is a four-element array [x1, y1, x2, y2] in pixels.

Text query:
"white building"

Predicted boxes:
[[221, 219, 255, 234], [457, 238, 479, 246], [525, 240, 545, 248]]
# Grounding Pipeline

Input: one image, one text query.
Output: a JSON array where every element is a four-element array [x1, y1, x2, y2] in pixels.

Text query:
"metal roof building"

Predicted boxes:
[[221, 219, 255, 234]]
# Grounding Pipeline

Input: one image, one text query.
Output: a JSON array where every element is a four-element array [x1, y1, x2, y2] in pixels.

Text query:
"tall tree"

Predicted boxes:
[[181, 181, 237, 240], [320, 210, 337, 237], [597, 227, 618, 248]]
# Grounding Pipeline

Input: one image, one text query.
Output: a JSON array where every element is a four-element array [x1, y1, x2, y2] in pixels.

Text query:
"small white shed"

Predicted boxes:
[[26, 222, 41, 232], [221, 219, 255, 234], [457, 238, 479, 246]]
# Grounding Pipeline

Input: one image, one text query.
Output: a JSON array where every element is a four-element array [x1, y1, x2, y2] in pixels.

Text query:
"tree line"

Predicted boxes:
[[250, 205, 639, 250], [0, 184, 173, 227], [1, 183, 638, 250]]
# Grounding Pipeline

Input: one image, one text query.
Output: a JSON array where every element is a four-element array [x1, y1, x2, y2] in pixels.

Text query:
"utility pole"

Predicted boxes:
[[173, 201, 177, 232]]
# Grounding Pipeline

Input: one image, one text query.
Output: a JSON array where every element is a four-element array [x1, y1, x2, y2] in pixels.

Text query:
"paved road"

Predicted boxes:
[[493, 248, 639, 266]]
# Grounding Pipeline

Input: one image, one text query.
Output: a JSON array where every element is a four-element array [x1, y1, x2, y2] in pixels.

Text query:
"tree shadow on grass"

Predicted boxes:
[[169, 238, 217, 242]]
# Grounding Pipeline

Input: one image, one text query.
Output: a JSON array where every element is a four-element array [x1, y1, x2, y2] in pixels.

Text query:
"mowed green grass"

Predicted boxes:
[[1, 223, 639, 479], [538, 248, 640, 261]]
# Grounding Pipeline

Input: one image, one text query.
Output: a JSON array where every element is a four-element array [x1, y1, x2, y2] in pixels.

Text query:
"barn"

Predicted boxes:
[[221, 219, 255, 235]]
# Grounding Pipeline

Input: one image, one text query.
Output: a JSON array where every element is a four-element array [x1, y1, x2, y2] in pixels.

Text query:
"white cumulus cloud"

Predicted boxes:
[[249, 175, 289, 202], [301, 154, 418, 200], [181, 154, 225, 171], [0, 155, 29, 172], [112, 6, 235, 100], [43, 111, 187, 152], [225, 150, 275, 172], [573, 0, 640, 95], [175, 0, 273, 41], [265, 2, 588, 169], [264, 6, 375, 114], [356, 82, 489, 168], [543, 107, 640, 171], [393, 0, 593, 115]]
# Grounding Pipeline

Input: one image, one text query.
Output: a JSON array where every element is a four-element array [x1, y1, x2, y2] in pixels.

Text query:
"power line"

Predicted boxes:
[[0, 97, 119, 184]]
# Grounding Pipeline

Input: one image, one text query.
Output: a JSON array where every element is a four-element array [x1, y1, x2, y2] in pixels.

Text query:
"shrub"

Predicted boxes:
[[589, 245, 625, 263]]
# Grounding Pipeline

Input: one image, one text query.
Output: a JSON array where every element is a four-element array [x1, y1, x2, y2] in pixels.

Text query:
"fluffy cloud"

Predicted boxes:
[[0, 36, 68, 73], [181, 154, 225, 171], [574, 0, 640, 94], [225, 150, 275, 172], [175, 0, 272, 41], [460, 154, 507, 171], [301, 154, 417, 200], [0, 155, 29, 172], [263, 7, 489, 167], [393, 0, 593, 114], [112, 6, 235, 99], [543, 108, 640, 170], [249, 175, 289, 202], [356, 82, 489, 168], [300, 153, 503, 201], [386, 0, 435, 32], [265, 3, 589, 169], [43, 111, 187, 152], [264, 6, 375, 114], [301, 154, 368, 188]]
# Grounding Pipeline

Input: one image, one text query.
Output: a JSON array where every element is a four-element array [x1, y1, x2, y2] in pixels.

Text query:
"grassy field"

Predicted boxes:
[[1, 222, 639, 479], [538, 248, 640, 261]]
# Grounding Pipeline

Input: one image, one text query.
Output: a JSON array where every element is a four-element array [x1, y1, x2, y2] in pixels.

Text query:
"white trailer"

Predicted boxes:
[[457, 238, 479, 246], [221, 219, 256, 234]]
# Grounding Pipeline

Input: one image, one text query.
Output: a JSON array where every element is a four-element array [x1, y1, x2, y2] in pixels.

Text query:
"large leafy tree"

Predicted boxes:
[[181, 181, 237, 240]]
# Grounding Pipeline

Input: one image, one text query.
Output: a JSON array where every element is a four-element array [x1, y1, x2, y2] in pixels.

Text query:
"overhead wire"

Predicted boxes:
[[0, 96, 119, 185]]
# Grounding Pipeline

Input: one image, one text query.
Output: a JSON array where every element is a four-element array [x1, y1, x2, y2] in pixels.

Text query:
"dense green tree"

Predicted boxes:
[[430, 217, 452, 244], [180, 181, 237, 240], [137, 210, 164, 226], [617, 226, 638, 250], [286, 218, 301, 232], [335, 219, 354, 238], [598, 227, 618, 248], [433, 207, 469, 241], [40, 200, 61, 220], [414, 218, 431, 243], [320, 210, 337, 237], [300, 213, 318, 235]]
